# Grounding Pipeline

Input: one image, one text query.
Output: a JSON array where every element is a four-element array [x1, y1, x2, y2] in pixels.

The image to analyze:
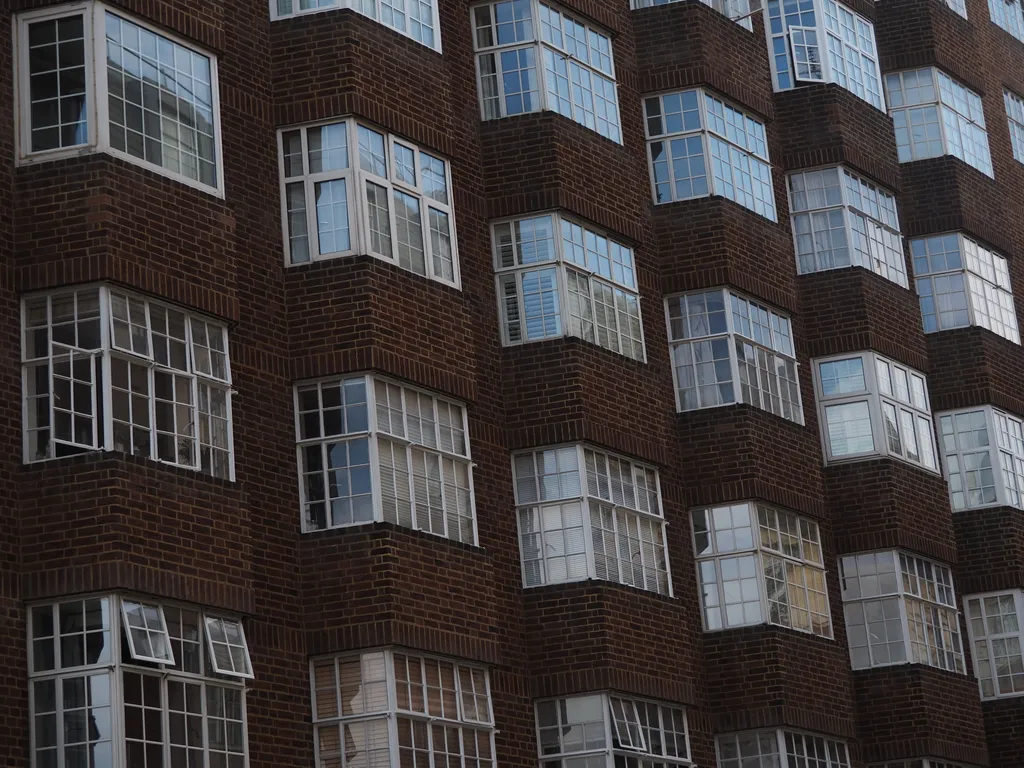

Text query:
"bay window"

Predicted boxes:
[[15, 2, 222, 193], [813, 351, 938, 472], [22, 285, 234, 480], [666, 288, 802, 423], [885, 68, 993, 177], [787, 165, 906, 287], [278, 119, 459, 287], [839, 550, 964, 672], [492, 212, 645, 360], [870, 762, 978, 768], [938, 406, 1024, 511], [271, 0, 441, 50], [911, 232, 1019, 343], [717, 730, 850, 768], [692, 501, 832, 636], [29, 594, 251, 768], [632, 0, 753, 29], [472, 0, 621, 142], [294, 374, 477, 543], [644, 88, 776, 220], [311, 649, 495, 768], [536, 693, 690, 767], [513, 443, 670, 594], [964, 590, 1024, 699], [765, 0, 883, 109]]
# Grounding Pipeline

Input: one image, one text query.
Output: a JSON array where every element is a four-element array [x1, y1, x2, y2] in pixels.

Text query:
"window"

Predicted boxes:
[[666, 288, 803, 423], [787, 166, 906, 287], [15, 2, 222, 194], [989, 0, 1024, 40], [294, 374, 477, 543], [22, 285, 234, 480], [870, 762, 979, 768], [764, 0, 883, 109], [472, 0, 621, 142], [717, 730, 850, 768], [271, 0, 440, 50], [311, 649, 495, 768], [885, 68, 993, 177], [911, 233, 1019, 343], [632, 0, 753, 29], [513, 444, 670, 594], [1005, 89, 1024, 164], [29, 595, 250, 768], [278, 120, 459, 286], [839, 551, 964, 672], [644, 89, 776, 220], [938, 406, 1024, 511], [492, 213, 645, 360], [536, 693, 691, 767], [813, 352, 938, 472], [964, 590, 1024, 699], [692, 502, 832, 636], [940, 0, 967, 17]]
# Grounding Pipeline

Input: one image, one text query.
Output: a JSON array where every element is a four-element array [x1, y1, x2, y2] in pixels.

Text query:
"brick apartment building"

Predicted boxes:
[[3, 0, 1024, 763]]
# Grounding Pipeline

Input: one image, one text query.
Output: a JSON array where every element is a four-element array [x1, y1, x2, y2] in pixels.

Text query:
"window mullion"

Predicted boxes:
[[406, 443, 418, 531]]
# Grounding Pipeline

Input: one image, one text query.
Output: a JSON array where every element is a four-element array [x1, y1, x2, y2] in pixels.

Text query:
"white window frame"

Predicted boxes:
[[27, 593, 250, 768], [911, 232, 1019, 343], [665, 288, 804, 424], [787, 165, 907, 287], [691, 501, 833, 637], [716, 728, 851, 768], [277, 118, 460, 288], [512, 443, 672, 595], [120, 599, 175, 665], [812, 351, 939, 473], [293, 373, 478, 544], [21, 284, 235, 481], [14, 1, 225, 196], [1005, 88, 1024, 164], [839, 550, 965, 673], [938, 405, 1024, 512], [885, 68, 993, 178], [470, 0, 622, 143], [491, 211, 646, 361], [535, 692, 692, 766], [310, 648, 496, 768], [764, 0, 883, 110], [963, 589, 1024, 700], [269, 0, 443, 51], [630, 0, 753, 29], [988, 0, 1024, 41], [204, 615, 255, 679], [643, 88, 777, 220]]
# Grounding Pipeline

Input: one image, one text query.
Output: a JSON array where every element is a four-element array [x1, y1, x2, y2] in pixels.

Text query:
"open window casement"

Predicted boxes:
[[204, 615, 254, 679], [121, 599, 176, 665], [790, 27, 825, 82], [609, 696, 647, 751]]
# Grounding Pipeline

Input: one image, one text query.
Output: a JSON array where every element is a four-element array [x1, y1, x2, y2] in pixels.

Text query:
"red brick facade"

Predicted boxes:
[[2, 0, 1023, 765]]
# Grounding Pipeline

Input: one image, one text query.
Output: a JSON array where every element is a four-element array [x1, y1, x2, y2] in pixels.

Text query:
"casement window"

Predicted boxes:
[[787, 166, 907, 287], [885, 68, 993, 177], [22, 285, 234, 480], [471, 0, 622, 142], [278, 119, 459, 286], [271, 0, 440, 50], [644, 89, 776, 220], [964, 590, 1024, 699], [839, 550, 964, 672], [911, 233, 1019, 343], [764, 0, 883, 109], [311, 649, 495, 768], [631, 0, 753, 29], [294, 374, 477, 543], [29, 594, 251, 768], [870, 762, 978, 768], [937, 406, 1024, 511], [1005, 89, 1024, 164], [812, 352, 938, 472], [512, 444, 670, 594], [691, 501, 832, 637], [14, 2, 222, 194], [717, 729, 850, 768], [536, 693, 691, 767], [492, 213, 645, 360], [940, 0, 967, 17], [666, 288, 803, 424], [989, 0, 1024, 41]]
